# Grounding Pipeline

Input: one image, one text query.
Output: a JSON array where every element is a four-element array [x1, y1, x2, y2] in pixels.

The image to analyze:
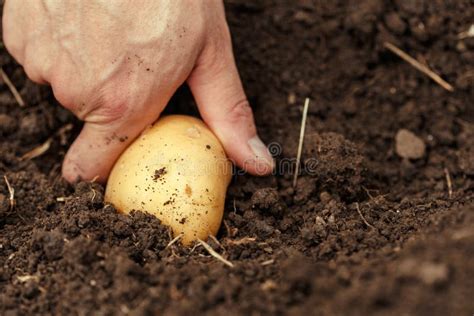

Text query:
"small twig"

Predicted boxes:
[[208, 235, 224, 251], [444, 167, 453, 199], [383, 42, 454, 92], [20, 138, 53, 161], [223, 220, 234, 238], [197, 238, 234, 268], [293, 98, 310, 188], [90, 175, 100, 183], [458, 24, 474, 39], [20, 124, 74, 161], [362, 186, 375, 200], [16, 275, 39, 283], [90, 188, 98, 203], [232, 198, 237, 213], [189, 242, 201, 254], [166, 233, 183, 249], [260, 279, 277, 291], [225, 236, 256, 245], [0, 67, 26, 107], [355, 202, 375, 230], [3, 175, 15, 211], [261, 259, 274, 266]]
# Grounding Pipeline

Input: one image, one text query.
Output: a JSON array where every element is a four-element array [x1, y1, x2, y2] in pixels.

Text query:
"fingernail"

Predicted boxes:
[[248, 136, 275, 171]]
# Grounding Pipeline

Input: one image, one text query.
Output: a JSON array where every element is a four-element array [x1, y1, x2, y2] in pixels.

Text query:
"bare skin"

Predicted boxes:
[[2, 0, 274, 182]]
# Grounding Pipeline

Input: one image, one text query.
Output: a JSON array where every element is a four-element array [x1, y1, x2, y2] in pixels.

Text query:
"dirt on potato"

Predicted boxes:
[[1, 1, 474, 315]]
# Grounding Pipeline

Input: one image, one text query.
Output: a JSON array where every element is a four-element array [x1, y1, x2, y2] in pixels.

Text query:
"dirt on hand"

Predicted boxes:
[[1, 1, 474, 315]]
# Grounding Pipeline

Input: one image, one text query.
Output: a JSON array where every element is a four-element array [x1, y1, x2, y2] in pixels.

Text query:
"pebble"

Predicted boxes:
[[0, 113, 17, 135], [397, 259, 450, 287], [418, 262, 449, 286], [395, 129, 426, 159], [384, 12, 406, 34], [319, 191, 332, 204]]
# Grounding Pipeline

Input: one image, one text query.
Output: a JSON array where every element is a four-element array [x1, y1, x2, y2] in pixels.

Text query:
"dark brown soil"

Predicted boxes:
[[1, 1, 474, 315]]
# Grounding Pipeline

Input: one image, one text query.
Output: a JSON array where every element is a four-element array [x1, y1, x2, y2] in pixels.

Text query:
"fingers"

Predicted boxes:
[[62, 108, 160, 183], [3, 0, 53, 84], [62, 122, 129, 183], [187, 31, 274, 176], [2, 0, 26, 64]]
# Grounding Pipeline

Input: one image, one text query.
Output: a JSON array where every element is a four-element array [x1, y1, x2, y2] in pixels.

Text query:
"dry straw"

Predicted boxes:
[[0, 67, 25, 106], [197, 238, 234, 268], [293, 98, 310, 188], [384, 42, 454, 92]]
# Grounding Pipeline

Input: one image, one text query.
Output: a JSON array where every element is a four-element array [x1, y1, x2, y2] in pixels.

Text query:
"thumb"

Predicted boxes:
[[187, 36, 274, 176]]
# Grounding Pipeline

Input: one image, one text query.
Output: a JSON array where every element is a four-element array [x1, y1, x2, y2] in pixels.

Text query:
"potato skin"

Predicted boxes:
[[105, 115, 232, 245]]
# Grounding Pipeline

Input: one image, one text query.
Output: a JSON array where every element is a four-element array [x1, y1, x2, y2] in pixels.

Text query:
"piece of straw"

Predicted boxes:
[[3, 175, 15, 211], [197, 238, 234, 268], [0, 67, 26, 106], [384, 42, 454, 92], [293, 98, 310, 187]]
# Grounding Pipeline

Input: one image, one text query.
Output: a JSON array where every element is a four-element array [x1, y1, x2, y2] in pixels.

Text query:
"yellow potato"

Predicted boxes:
[[105, 115, 232, 245]]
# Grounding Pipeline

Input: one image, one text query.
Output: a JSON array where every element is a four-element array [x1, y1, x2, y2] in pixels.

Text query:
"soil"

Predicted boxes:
[[1, 1, 474, 315]]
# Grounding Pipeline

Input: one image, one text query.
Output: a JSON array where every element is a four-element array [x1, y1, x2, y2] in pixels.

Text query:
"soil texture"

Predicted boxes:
[[1, 0, 473, 315]]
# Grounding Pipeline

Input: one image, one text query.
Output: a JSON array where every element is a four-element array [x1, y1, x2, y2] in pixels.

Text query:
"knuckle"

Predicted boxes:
[[226, 98, 253, 123], [51, 69, 134, 124], [96, 101, 131, 124], [51, 78, 75, 110], [22, 61, 43, 84], [88, 87, 133, 124], [21, 43, 52, 84]]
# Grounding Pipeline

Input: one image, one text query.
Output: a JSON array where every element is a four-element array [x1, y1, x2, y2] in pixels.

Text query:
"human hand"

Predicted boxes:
[[3, 0, 274, 182]]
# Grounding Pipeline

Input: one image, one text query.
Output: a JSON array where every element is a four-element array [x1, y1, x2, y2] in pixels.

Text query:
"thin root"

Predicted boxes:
[[208, 235, 224, 250], [20, 138, 53, 161], [197, 238, 234, 268], [383, 42, 454, 92], [444, 167, 453, 199], [166, 233, 183, 249], [90, 175, 100, 183], [3, 175, 15, 211], [293, 98, 310, 188], [224, 220, 238, 238], [225, 236, 256, 245], [355, 202, 375, 230], [0, 67, 25, 107], [90, 188, 97, 203], [261, 259, 274, 266], [16, 275, 39, 283], [20, 124, 74, 161]]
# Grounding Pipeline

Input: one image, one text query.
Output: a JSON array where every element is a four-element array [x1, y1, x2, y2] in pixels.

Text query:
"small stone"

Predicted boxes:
[[0, 113, 17, 135], [327, 214, 335, 225], [287, 92, 296, 105], [397, 259, 450, 287], [315, 216, 326, 227], [294, 10, 316, 25], [384, 12, 406, 34], [395, 129, 426, 159], [319, 191, 332, 204], [418, 262, 449, 286]]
